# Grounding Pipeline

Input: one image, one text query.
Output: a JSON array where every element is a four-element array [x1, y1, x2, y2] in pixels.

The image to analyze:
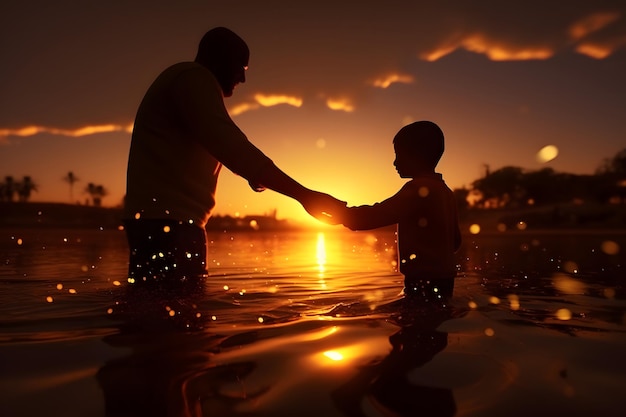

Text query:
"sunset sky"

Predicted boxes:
[[1, 1, 625, 224]]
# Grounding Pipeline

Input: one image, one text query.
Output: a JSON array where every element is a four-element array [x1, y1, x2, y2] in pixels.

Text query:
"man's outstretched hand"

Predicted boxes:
[[301, 191, 346, 225]]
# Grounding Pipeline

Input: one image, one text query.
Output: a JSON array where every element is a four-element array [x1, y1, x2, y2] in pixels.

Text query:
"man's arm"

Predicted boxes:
[[172, 65, 345, 218]]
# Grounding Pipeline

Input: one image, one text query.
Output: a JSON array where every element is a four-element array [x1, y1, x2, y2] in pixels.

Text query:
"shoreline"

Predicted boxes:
[[1, 201, 625, 234]]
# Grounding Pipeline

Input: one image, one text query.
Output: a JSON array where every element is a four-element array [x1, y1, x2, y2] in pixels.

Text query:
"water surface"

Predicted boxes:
[[1, 227, 624, 416]]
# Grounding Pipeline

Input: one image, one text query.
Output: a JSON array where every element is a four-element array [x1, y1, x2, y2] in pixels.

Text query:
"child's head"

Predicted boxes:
[[393, 121, 444, 177]]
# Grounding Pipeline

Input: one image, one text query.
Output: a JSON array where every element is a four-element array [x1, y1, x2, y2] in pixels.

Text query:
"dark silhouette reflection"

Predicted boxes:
[[97, 282, 214, 417], [332, 298, 465, 417], [97, 279, 288, 416]]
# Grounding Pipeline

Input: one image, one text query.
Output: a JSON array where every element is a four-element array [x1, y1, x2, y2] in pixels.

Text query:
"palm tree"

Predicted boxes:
[[85, 183, 96, 205], [93, 185, 108, 207], [3, 176, 16, 202], [85, 183, 108, 206], [16, 176, 37, 202], [63, 171, 79, 203]]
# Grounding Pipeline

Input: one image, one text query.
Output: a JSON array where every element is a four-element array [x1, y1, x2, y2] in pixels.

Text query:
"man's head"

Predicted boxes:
[[195, 27, 249, 97], [393, 121, 445, 178]]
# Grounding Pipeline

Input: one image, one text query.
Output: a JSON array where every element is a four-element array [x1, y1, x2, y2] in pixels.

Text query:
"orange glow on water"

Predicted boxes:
[[489, 296, 501, 305], [601, 240, 620, 255], [507, 294, 520, 311], [552, 274, 586, 295], [316, 232, 327, 274], [323, 350, 344, 361], [556, 308, 572, 321]]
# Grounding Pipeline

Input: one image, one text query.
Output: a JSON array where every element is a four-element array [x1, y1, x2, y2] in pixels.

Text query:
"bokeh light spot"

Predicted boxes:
[[469, 224, 481, 234], [553, 273, 586, 295], [556, 308, 572, 320], [537, 145, 559, 163], [604, 288, 616, 299], [601, 240, 620, 255], [563, 260, 579, 274], [507, 294, 520, 310]]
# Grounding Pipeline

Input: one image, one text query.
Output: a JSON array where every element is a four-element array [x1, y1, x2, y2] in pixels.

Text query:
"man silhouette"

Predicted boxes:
[[124, 27, 343, 286]]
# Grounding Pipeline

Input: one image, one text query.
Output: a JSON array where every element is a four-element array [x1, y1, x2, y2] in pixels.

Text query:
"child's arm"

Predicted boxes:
[[339, 203, 398, 230]]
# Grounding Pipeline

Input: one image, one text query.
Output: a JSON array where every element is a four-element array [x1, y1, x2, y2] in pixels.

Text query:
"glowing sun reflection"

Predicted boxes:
[[316, 232, 327, 289], [316, 345, 365, 367], [323, 350, 344, 361]]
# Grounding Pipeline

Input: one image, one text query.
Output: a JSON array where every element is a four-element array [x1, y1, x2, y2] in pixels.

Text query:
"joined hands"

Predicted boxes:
[[301, 191, 346, 225]]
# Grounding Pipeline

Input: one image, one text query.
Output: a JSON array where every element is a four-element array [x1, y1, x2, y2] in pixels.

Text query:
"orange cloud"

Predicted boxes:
[[229, 102, 260, 116], [326, 98, 354, 112], [420, 11, 625, 63], [371, 73, 415, 88], [229, 93, 303, 116], [463, 35, 553, 60], [569, 12, 621, 40], [575, 42, 616, 59], [0, 123, 133, 140], [254, 93, 303, 108], [568, 12, 625, 59], [421, 34, 554, 62], [421, 45, 458, 62]]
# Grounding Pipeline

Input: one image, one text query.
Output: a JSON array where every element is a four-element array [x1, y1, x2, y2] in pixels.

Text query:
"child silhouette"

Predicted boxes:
[[332, 121, 461, 302]]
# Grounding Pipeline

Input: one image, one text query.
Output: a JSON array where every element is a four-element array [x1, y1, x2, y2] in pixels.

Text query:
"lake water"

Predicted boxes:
[[0, 227, 624, 417]]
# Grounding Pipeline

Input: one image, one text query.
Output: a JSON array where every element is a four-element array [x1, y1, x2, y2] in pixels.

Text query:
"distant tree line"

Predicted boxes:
[[3, 148, 626, 211], [0, 175, 37, 202], [0, 171, 109, 206], [454, 147, 626, 210]]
